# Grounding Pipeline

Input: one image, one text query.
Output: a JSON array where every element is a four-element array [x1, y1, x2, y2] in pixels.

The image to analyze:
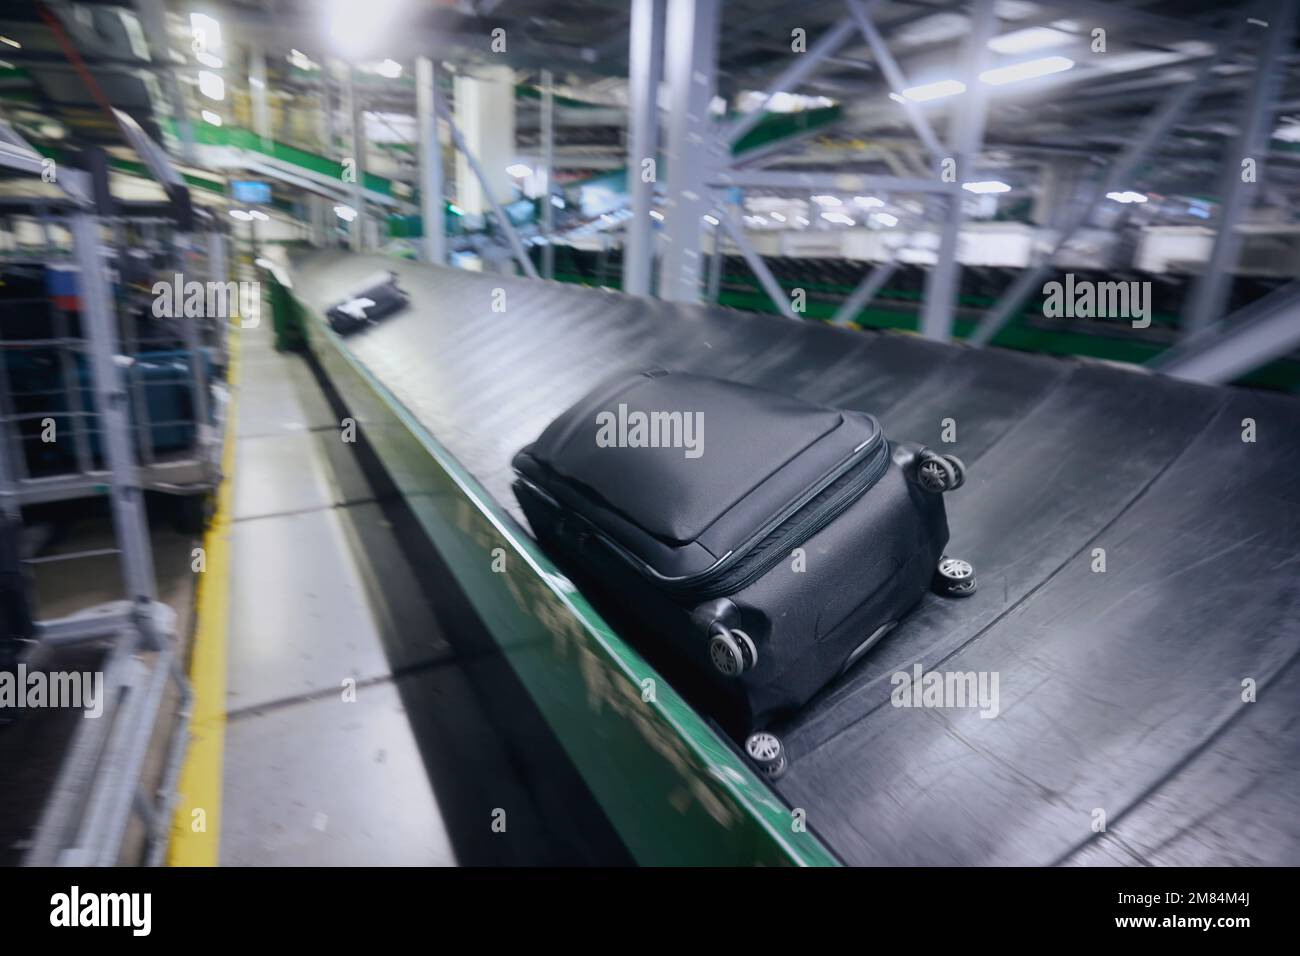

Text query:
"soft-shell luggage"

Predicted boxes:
[[512, 369, 971, 775], [326, 271, 409, 334]]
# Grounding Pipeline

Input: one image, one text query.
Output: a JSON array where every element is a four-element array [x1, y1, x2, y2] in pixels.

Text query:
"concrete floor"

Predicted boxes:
[[217, 323, 625, 865]]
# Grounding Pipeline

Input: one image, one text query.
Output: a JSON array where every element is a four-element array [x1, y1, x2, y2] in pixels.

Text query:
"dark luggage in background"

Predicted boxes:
[[326, 270, 409, 335], [513, 369, 972, 776]]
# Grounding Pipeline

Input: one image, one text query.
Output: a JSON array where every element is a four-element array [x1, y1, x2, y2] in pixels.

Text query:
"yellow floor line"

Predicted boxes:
[[167, 328, 241, 866]]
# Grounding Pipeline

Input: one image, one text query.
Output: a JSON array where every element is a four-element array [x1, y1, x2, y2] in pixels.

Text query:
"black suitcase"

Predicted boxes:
[[512, 369, 972, 774], [326, 271, 409, 334]]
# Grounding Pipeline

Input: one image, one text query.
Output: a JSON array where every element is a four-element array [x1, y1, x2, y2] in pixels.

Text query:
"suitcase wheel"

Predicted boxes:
[[916, 452, 958, 493], [709, 625, 757, 677], [934, 556, 977, 597], [745, 732, 787, 780], [941, 453, 966, 490]]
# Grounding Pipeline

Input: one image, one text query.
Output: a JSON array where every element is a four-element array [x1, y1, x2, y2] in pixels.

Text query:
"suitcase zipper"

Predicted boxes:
[[523, 426, 889, 598], [666, 438, 891, 599]]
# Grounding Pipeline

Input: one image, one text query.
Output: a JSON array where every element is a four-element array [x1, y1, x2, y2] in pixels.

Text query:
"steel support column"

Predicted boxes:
[[920, 0, 995, 341], [624, 0, 665, 296], [346, 65, 367, 253], [1183, 0, 1295, 337], [416, 56, 447, 265], [658, 0, 721, 303], [69, 212, 156, 606], [250, 44, 271, 151], [540, 69, 557, 280]]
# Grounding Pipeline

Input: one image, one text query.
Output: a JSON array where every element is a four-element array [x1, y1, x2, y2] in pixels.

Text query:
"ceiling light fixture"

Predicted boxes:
[[979, 55, 1074, 86]]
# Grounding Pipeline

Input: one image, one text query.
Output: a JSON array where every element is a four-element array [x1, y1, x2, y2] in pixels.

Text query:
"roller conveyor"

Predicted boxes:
[[288, 250, 1300, 867]]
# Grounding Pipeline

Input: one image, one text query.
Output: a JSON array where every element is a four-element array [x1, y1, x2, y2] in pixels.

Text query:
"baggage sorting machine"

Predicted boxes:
[[272, 249, 1300, 868]]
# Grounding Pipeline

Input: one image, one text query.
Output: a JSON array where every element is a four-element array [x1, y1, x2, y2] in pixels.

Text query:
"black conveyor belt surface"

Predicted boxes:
[[291, 251, 1300, 866]]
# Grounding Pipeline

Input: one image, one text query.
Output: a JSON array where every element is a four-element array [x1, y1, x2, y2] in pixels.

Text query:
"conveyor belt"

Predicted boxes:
[[290, 250, 1300, 867]]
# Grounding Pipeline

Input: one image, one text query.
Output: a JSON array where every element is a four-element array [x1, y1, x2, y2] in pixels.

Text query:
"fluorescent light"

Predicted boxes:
[[198, 70, 225, 100], [649, 210, 664, 221], [288, 49, 319, 71], [0, 35, 21, 49], [1105, 190, 1148, 204], [374, 58, 402, 78], [979, 55, 1074, 86], [196, 51, 222, 69], [189, 13, 221, 51], [820, 211, 855, 225], [200, 109, 222, 126], [812, 194, 841, 207], [770, 212, 786, 222], [249, 210, 270, 221], [333, 204, 357, 222], [229, 209, 252, 221], [506, 163, 532, 178], [702, 214, 719, 226], [871, 212, 899, 227], [988, 27, 1071, 55], [962, 180, 1011, 194], [894, 79, 966, 103], [794, 216, 809, 226], [853, 196, 884, 208], [550, 195, 565, 208]]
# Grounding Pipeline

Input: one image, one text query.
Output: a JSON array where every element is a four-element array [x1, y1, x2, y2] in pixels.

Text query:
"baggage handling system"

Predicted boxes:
[[275, 249, 1300, 867], [514, 368, 968, 746], [0, 120, 228, 530], [0, 131, 192, 865]]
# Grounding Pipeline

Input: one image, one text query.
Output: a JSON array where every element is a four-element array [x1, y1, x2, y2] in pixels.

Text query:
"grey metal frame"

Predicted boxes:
[[0, 130, 193, 867], [968, 11, 1256, 346], [416, 56, 448, 266], [623, 0, 665, 296], [1153, 280, 1300, 384], [1182, 0, 1296, 337], [658, 0, 722, 302]]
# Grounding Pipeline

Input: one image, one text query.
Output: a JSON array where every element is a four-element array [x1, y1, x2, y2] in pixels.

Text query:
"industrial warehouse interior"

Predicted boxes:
[[0, 0, 1297, 897]]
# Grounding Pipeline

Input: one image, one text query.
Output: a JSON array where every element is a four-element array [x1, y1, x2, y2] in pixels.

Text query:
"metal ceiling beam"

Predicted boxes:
[[710, 169, 954, 193], [719, 16, 859, 149], [844, 0, 945, 166]]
